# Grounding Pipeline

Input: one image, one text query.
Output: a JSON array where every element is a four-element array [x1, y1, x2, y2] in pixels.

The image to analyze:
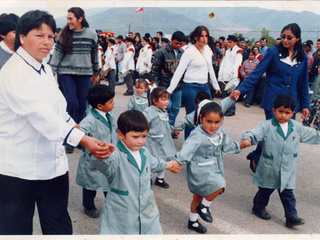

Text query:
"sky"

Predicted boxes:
[[1, 0, 320, 18]]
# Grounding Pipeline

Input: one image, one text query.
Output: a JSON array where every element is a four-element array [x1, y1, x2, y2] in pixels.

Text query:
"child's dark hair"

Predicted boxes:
[[273, 94, 296, 111], [195, 92, 211, 105], [194, 102, 223, 126], [149, 87, 169, 106], [140, 72, 154, 83], [135, 79, 148, 89], [118, 110, 150, 136], [87, 84, 115, 109]]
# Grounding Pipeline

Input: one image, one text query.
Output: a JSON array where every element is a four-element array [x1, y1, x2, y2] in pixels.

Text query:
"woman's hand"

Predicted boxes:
[[80, 135, 116, 160], [230, 90, 241, 100]]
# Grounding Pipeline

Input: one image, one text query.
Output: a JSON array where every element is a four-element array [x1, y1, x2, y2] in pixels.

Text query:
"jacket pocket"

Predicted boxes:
[[262, 152, 273, 160], [109, 188, 129, 213]]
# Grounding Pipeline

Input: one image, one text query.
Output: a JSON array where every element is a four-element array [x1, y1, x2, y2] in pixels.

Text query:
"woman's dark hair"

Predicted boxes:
[[87, 84, 115, 109], [142, 36, 150, 43], [215, 41, 222, 49], [247, 49, 255, 56], [59, 7, 89, 53], [277, 23, 305, 62], [14, 10, 56, 51], [134, 35, 141, 43], [149, 87, 169, 106], [135, 79, 149, 89], [190, 25, 209, 44], [108, 38, 115, 45], [252, 46, 259, 55], [118, 110, 150, 136], [0, 13, 19, 41], [194, 102, 223, 126], [273, 94, 296, 111]]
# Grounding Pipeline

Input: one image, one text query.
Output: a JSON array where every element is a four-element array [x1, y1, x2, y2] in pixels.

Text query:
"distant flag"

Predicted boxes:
[[135, 7, 143, 12]]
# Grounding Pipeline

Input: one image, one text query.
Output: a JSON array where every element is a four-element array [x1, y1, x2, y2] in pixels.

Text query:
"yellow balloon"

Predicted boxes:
[[209, 12, 215, 18]]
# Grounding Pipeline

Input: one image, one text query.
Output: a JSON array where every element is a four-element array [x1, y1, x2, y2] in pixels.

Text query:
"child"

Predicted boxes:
[[241, 94, 320, 228], [140, 72, 157, 93], [143, 87, 176, 188], [76, 84, 117, 218], [119, 37, 135, 96], [173, 101, 247, 234], [173, 92, 236, 137], [103, 38, 116, 90], [302, 66, 320, 131], [127, 79, 149, 111], [97, 110, 179, 234]]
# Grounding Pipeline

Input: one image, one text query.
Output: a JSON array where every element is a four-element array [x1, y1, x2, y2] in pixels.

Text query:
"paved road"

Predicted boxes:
[[30, 81, 320, 237]]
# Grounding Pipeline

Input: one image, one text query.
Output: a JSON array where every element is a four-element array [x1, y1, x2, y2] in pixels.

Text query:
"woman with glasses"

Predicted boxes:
[[231, 23, 309, 172]]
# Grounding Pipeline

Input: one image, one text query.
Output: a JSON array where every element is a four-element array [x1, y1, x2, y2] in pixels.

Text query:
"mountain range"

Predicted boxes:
[[55, 7, 320, 43]]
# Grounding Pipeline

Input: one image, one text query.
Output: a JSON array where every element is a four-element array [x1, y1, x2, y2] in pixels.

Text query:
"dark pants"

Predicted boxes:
[[125, 71, 134, 94], [82, 188, 107, 210], [218, 82, 236, 114], [106, 69, 116, 91], [58, 74, 91, 123], [253, 187, 297, 218], [0, 173, 72, 235]]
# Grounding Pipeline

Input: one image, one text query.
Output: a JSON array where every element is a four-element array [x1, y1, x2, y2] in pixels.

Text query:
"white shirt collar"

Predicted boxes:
[[0, 41, 14, 54], [95, 108, 109, 122], [16, 47, 43, 73], [279, 53, 298, 66]]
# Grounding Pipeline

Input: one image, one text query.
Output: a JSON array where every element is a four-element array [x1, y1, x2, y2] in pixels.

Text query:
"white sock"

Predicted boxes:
[[189, 212, 199, 222], [157, 170, 165, 179], [202, 198, 212, 207]]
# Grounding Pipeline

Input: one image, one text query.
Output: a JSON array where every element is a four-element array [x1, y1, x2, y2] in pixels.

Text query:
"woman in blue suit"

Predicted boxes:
[[231, 23, 309, 172]]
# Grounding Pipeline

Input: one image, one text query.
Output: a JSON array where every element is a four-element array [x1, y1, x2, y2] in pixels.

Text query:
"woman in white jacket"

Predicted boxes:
[[136, 36, 153, 74]]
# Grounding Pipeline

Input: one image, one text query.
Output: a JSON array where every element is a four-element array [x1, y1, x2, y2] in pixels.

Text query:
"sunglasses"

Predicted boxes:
[[280, 34, 294, 40]]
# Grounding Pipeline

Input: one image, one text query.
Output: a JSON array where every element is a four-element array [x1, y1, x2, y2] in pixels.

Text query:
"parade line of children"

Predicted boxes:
[[75, 74, 320, 234]]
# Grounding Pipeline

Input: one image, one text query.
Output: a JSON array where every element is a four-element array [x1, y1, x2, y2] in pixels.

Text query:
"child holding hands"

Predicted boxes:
[[173, 101, 248, 233], [95, 110, 179, 234], [127, 79, 149, 111], [241, 94, 320, 228]]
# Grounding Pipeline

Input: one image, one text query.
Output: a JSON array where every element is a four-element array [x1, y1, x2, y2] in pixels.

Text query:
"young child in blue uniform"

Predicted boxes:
[[76, 84, 117, 218], [173, 101, 247, 233], [127, 79, 149, 111], [143, 87, 176, 188], [95, 110, 179, 234], [241, 94, 320, 228]]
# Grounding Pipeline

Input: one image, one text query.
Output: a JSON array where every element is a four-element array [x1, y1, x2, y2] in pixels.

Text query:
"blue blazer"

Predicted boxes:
[[237, 46, 309, 112]]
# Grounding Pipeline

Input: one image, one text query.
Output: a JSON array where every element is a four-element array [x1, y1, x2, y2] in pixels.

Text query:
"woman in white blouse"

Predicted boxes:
[[167, 25, 221, 138], [0, 10, 114, 235]]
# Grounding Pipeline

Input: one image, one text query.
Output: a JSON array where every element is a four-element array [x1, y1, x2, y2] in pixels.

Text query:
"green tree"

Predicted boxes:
[[260, 27, 276, 47]]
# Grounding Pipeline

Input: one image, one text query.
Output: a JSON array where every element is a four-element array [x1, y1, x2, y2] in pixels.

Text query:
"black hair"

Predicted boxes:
[[276, 37, 281, 41], [238, 37, 244, 42], [157, 31, 163, 37], [149, 87, 169, 106], [195, 92, 211, 105], [145, 33, 151, 38], [87, 84, 115, 109], [117, 35, 123, 41], [100, 35, 106, 42], [171, 31, 185, 42], [108, 38, 115, 45], [135, 32, 140, 37], [219, 36, 225, 41], [194, 102, 223, 126], [58, 7, 88, 53], [140, 72, 154, 83], [14, 10, 56, 51], [260, 37, 267, 43], [247, 49, 255, 56], [215, 41, 222, 48], [190, 25, 209, 44], [134, 35, 141, 43], [306, 39, 313, 45], [118, 110, 150, 136], [273, 94, 296, 111], [0, 13, 19, 41], [135, 79, 149, 89], [142, 36, 150, 43], [153, 37, 159, 44], [277, 23, 305, 62], [161, 37, 169, 43], [317, 38, 320, 42], [128, 31, 133, 35], [252, 46, 259, 54]]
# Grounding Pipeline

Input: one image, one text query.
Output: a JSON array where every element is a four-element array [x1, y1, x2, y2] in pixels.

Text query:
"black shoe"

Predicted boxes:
[[188, 220, 207, 234], [66, 147, 74, 154], [84, 208, 100, 218], [245, 103, 250, 108], [252, 207, 271, 220], [247, 153, 256, 173], [286, 216, 305, 228], [154, 177, 169, 188], [195, 203, 213, 223], [116, 82, 124, 85], [224, 111, 235, 117], [123, 91, 134, 96]]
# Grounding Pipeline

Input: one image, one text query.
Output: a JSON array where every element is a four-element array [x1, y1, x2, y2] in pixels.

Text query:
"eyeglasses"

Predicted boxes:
[[280, 34, 294, 40]]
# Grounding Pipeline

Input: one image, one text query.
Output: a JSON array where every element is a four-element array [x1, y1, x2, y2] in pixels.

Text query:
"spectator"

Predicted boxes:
[[312, 38, 320, 61], [115, 35, 126, 85], [259, 37, 268, 55], [161, 37, 169, 47], [157, 31, 163, 45], [307, 39, 316, 55], [275, 37, 281, 45], [133, 34, 142, 81]]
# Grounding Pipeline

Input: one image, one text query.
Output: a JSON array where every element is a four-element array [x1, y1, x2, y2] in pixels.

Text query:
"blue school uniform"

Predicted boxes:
[[96, 140, 166, 234], [127, 91, 148, 111]]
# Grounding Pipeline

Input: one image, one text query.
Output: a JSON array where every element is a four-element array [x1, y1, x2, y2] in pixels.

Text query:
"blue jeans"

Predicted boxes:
[[182, 82, 211, 138], [167, 90, 182, 126], [58, 74, 91, 124], [117, 61, 124, 83], [253, 187, 297, 218]]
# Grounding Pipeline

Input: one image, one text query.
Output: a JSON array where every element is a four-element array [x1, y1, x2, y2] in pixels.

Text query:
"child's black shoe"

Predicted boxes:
[[252, 207, 271, 220], [188, 220, 207, 234], [195, 203, 213, 223], [286, 216, 305, 228], [84, 207, 100, 218], [155, 177, 169, 188]]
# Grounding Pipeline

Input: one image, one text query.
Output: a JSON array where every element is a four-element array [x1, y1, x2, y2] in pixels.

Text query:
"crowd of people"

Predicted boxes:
[[0, 7, 320, 236]]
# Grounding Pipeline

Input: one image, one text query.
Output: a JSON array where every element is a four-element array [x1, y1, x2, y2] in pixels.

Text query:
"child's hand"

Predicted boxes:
[[172, 130, 180, 136], [166, 160, 181, 174], [240, 139, 251, 149]]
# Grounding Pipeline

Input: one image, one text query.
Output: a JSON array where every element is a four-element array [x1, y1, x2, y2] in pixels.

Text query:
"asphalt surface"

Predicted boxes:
[[28, 81, 320, 238]]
